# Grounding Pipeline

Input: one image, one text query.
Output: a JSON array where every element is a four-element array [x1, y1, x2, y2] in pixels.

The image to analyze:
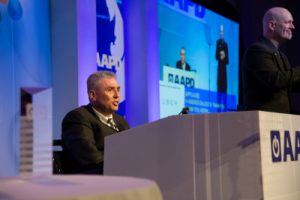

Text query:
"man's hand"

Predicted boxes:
[[220, 50, 226, 60]]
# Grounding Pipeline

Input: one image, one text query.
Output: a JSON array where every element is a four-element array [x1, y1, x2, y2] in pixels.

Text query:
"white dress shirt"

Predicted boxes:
[[92, 107, 117, 130]]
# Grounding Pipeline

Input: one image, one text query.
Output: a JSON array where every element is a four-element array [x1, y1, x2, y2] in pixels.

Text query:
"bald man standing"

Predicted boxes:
[[242, 7, 300, 113]]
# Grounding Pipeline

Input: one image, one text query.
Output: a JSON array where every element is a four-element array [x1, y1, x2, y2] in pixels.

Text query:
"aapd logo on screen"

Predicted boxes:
[[163, 0, 206, 19], [270, 130, 300, 163]]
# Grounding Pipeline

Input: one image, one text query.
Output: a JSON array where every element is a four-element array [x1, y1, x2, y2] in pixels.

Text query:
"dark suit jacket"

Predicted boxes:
[[242, 37, 300, 113], [216, 38, 229, 65], [216, 39, 229, 93], [176, 60, 191, 71], [61, 104, 129, 174]]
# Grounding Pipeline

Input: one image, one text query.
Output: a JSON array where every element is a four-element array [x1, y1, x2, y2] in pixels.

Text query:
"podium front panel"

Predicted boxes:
[[105, 116, 196, 200], [104, 111, 300, 200]]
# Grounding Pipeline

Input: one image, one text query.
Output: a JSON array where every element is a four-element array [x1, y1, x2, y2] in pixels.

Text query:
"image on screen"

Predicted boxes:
[[158, 0, 239, 118]]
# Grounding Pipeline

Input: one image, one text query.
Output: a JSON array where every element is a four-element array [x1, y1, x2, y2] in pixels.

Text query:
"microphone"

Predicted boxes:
[[179, 107, 189, 115]]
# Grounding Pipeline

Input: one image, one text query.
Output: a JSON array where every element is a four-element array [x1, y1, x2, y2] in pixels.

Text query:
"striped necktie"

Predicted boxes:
[[107, 118, 119, 132]]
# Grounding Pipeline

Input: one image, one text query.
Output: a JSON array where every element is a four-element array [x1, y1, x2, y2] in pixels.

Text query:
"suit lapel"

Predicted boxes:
[[272, 51, 286, 71], [279, 52, 291, 70], [261, 37, 289, 71], [86, 104, 100, 121]]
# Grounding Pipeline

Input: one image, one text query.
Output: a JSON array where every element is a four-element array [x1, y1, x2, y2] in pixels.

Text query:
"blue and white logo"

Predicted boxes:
[[270, 130, 300, 163], [96, 0, 124, 72], [271, 131, 281, 162], [162, 0, 206, 20]]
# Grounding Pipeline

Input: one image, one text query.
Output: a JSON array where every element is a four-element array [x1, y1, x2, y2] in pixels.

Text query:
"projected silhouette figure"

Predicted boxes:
[[215, 24, 229, 111]]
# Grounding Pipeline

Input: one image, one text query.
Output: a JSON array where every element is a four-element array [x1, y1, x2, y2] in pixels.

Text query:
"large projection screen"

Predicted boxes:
[[158, 0, 239, 118]]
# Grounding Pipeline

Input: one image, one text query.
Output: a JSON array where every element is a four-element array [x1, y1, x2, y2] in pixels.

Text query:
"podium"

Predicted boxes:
[[104, 111, 300, 200]]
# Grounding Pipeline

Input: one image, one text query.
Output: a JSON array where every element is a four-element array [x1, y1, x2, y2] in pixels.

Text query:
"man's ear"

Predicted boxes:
[[88, 90, 96, 101], [269, 21, 276, 32]]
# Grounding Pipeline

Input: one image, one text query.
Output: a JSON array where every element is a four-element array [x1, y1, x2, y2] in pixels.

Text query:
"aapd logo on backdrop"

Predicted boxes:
[[270, 130, 300, 163], [96, 0, 124, 73]]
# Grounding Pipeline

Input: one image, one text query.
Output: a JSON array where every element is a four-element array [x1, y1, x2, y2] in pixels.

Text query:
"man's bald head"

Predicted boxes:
[[262, 7, 295, 47], [263, 7, 291, 31]]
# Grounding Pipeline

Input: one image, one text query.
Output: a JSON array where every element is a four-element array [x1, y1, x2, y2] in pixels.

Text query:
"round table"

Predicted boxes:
[[0, 175, 163, 200]]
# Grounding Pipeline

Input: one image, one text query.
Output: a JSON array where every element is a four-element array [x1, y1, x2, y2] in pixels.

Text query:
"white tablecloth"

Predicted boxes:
[[0, 175, 163, 200]]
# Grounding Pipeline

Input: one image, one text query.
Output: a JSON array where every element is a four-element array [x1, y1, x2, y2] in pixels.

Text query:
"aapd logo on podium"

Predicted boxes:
[[270, 130, 300, 163]]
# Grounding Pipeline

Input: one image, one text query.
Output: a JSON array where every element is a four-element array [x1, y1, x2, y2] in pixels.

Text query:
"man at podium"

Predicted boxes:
[[242, 7, 300, 114], [176, 47, 191, 71], [61, 71, 129, 174]]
